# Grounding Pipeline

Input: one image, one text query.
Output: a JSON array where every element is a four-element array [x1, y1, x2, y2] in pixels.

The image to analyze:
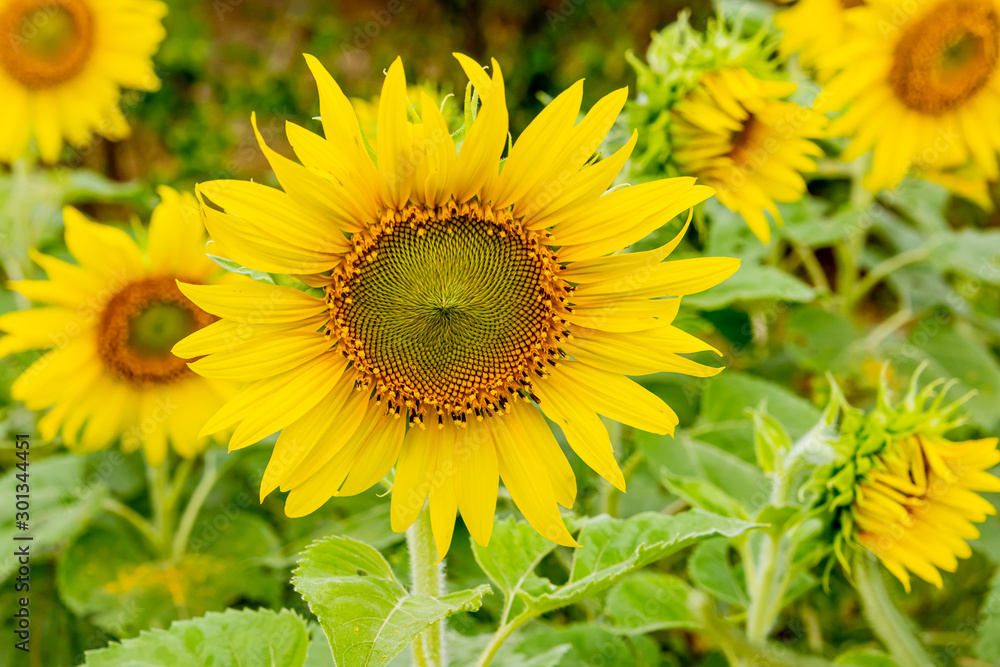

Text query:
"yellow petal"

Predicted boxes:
[[390, 424, 440, 532], [377, 58, 414, 209], [176, 281, 327, 327], [494, 416, 579, 547], [454, 421, 499, 546]]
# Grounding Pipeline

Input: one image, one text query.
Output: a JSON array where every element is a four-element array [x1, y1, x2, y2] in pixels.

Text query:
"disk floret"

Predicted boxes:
[[326, 199, 572, 427], [97, 276, 214, 387]]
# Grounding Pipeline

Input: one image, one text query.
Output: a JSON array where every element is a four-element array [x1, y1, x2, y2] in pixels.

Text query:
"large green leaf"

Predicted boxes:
[[472, 517, 558, 601], [0, 453, 109, 582], [293, 536, 490, 667], [82, 608, 309, 666], [533, 510, 758, 613], [688, 538, 748, 607], [638, 432, 770, 516], [604, 572, 697, 634], [697, 371, 822, 439], [684, 265, 816, 310]]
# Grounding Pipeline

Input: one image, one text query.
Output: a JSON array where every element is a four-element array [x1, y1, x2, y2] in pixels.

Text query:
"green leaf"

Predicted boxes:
[[58, 514, 282, 637], [0, 453, 109, 582], [532, 510, 758, 613], [82, 608, 309, 666], [688, 538, 748, 607], [786, 307, 863, 373], [638, 432, 771, 515], [698, 371, 822, 439], [661, 474, 748, 519], [752, 406, 792, 474], [304, 623, 336, 667], [516, 625, 661, 667], [293, 536, 490, 667], [834, 649, 900, 666], [472, 517, 557, 597], [684, 265, 816, 310], [605, 572, 697, 634], [975, 568, 1000, 663]]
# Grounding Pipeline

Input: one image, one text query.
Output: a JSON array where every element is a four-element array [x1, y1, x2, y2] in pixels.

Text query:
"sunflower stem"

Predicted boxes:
[[171, 453, 220, 559], [854, 553, 934, 667], [146, 459, 175, 559], [409, 505, 445, 667]]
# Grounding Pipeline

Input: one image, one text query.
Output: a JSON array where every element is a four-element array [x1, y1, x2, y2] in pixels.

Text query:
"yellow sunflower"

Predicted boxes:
[[776, 0, 866, 81], [671, 67, 826, 243], [0, 188, 237, 464], [174, 54, 739, 558], [812, 374, 1000, 592], [628, 15, 826, 244], [0, 0, 167, 164], [821, 0, 1000, 191], [853, 434, 1000, 591]]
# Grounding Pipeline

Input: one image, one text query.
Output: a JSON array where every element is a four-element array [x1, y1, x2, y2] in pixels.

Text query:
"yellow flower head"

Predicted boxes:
[[0, 0, 167, 163], [0, 188, 238, 464], [174, 54, 740, 558], [811, 371, 1000, 592], [821, 0, 1000, 191], [628, 13, 826, 243], [776, 0, 866, 81]]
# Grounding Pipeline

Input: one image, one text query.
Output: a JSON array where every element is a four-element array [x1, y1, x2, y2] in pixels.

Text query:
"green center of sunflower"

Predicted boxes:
[[129, 303, 197, 357], [888, 0, 999, 115], [97, 277, 215, 387], [0, 0, 95, 90], [327, 202, 571, 426]]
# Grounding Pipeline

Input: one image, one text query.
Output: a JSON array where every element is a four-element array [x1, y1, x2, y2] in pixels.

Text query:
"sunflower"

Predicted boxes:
[[852, 433, 1000, 591], [0, 188, 237, 464], [628, 14, 826, 243], [670, 68, 826, 243], [811, 374, 1000, 592], [0, 0, 167, 164], [821, 0, 1000, 191], [776, 0, 866, 81], [174, 54, 739, 558]]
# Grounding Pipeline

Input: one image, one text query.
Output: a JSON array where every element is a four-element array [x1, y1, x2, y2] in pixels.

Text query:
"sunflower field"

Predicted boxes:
[[2, 0, 1000, 665]]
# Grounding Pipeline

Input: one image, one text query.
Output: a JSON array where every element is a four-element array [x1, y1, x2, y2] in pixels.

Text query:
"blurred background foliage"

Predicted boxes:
[[3, 0, 1000, 666]]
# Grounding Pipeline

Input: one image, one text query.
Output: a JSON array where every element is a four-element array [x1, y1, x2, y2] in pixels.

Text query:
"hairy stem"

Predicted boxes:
[[409, 506, 444, 667]]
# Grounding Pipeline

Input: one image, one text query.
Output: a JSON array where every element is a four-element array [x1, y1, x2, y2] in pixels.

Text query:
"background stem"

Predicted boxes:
[[854, 553, 934, 667]]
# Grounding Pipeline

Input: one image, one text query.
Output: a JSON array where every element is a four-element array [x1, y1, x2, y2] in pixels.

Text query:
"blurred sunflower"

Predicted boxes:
[[628, 13, 825, 243], [0, 188, 236, 464], [811, 374, 1000, 591], [776, 0, 865, 81], [0, 0, 167, 163], [822, 0, 1000, 191], [175, 54, 738, 558]]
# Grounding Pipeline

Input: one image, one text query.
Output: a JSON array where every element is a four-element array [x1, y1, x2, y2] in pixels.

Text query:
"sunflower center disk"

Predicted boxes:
[[328, 202, 571, 425], [889, 0, 1000, 115], [97, 277, 214, 387], [0, 0, 95, 89]]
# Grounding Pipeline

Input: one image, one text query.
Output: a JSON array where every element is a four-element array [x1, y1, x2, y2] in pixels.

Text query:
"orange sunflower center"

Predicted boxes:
[[728, 114, 769, 171], [0, 0, 95, 90], [326, 201, 571, 426], [97, 277, 215, 387], [840, 0, 865, 9], [888, 0, 1000, 115]]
